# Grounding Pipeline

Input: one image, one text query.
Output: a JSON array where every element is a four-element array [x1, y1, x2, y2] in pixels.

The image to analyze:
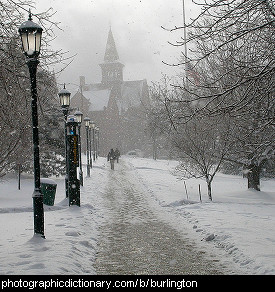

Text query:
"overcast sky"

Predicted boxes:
[[35, 0, 198, 92]]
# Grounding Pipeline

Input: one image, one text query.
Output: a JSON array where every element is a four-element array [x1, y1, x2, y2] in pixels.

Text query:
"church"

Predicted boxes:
[[71, 28, 150, 156]]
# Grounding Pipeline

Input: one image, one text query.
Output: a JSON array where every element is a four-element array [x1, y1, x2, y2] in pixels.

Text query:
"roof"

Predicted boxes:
[[72, 79, 148, 114], [83, 89, 111, 112], [117, 80, 147, 112]]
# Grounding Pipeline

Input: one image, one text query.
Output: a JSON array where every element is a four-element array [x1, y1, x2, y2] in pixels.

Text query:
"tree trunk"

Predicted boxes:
[[247, 163, 260, 191], [207, 182, 212, 201], [205, 174, 213, 201], [152, 134, 157, 160], [18, 164, 21, 190]]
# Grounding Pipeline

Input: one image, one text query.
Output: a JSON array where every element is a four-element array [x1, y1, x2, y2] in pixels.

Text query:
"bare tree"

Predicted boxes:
[[173, 114, 234, 201], [162, 0, 274, 191], [147, 76, 235, 200], [0, 0, 68, 176], [146, 76, 180, 159]]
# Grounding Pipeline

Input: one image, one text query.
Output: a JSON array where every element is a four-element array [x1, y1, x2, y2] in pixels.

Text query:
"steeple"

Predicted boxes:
[[104, 28, 119, 62], [100, 27, 124, 86]]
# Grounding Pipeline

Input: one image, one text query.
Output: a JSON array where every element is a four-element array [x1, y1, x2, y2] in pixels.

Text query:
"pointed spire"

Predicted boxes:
[[104, 27, 119, 62]]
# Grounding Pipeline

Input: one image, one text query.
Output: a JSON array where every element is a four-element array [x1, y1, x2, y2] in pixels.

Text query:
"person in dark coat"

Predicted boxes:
[[107, 149, 115, 170], [114, 148, 120, 163]]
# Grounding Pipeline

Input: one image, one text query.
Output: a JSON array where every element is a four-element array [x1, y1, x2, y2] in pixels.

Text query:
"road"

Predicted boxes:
[[95, 161, 225, 275]]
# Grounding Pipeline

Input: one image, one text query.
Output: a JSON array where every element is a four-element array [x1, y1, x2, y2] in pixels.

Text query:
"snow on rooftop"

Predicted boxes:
[[83, 89, 111, 112], [117, 80, 145, 112]]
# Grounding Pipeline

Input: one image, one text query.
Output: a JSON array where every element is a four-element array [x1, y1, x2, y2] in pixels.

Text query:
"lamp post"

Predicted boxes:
[[66, 115, 80, 206], [89, 122, 92, 168], [95, 126, 99, 158], [58, 85, 71, 198], [90, 121, 96, 161], [96, 126, 100, 157], [74, 110, 83, 186], [19, 12, 44, 237], [84, 117, 91, 177]]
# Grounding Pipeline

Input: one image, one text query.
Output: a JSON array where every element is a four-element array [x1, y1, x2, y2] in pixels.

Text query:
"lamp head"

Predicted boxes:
[[18, 11, 43, 58]]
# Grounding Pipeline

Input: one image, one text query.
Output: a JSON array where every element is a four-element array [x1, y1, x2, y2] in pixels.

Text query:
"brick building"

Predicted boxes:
[[71, 28, 150, 156]]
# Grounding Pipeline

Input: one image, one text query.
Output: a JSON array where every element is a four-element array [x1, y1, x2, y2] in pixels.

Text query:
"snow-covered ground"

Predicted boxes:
[[0, 156, 274, 275]]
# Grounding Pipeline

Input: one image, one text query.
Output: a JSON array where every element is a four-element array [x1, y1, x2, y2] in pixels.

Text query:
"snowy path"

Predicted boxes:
[[94, 161, 225, 274]]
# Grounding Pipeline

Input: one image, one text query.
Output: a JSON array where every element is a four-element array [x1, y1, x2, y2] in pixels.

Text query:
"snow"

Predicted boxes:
[[0, 156, 274, 275], [84, 89, 111, 112], [40, 178, 57, 185]]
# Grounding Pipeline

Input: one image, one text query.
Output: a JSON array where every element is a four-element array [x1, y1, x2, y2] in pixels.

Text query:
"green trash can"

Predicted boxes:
[[41, 178, 57, 206]]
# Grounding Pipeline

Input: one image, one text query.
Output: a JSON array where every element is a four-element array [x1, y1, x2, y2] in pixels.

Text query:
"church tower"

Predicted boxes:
[[100, 28, 124, 86]]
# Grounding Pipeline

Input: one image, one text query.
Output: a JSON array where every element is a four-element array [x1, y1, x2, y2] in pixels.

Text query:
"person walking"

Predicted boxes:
[[107, 149, 115, 170], [114, 148, 120, 163]]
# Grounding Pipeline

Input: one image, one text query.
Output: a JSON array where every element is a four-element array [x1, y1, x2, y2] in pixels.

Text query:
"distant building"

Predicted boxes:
[[71, 28, 150, 156]]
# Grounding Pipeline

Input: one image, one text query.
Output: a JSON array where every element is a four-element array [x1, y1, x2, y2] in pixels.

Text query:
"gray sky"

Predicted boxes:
[[35, 0, 198, 92]]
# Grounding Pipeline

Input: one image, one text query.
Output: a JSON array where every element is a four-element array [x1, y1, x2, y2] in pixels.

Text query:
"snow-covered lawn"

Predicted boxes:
[[127, 157, 275, 275], [0, 156, 274, 274]]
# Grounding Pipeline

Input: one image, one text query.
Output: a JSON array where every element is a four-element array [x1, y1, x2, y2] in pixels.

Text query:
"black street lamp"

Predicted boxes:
[[95, 126, 99, 158], [84, 117, 91, 177], [74, 110, 83, 186], [90, 121, 96, 161], [66, 115, 80, 206], [19, 12, 44, 237], [58, 84, 71, 198], [59, 85, 71, 109], [88, 122, 93, 168]]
